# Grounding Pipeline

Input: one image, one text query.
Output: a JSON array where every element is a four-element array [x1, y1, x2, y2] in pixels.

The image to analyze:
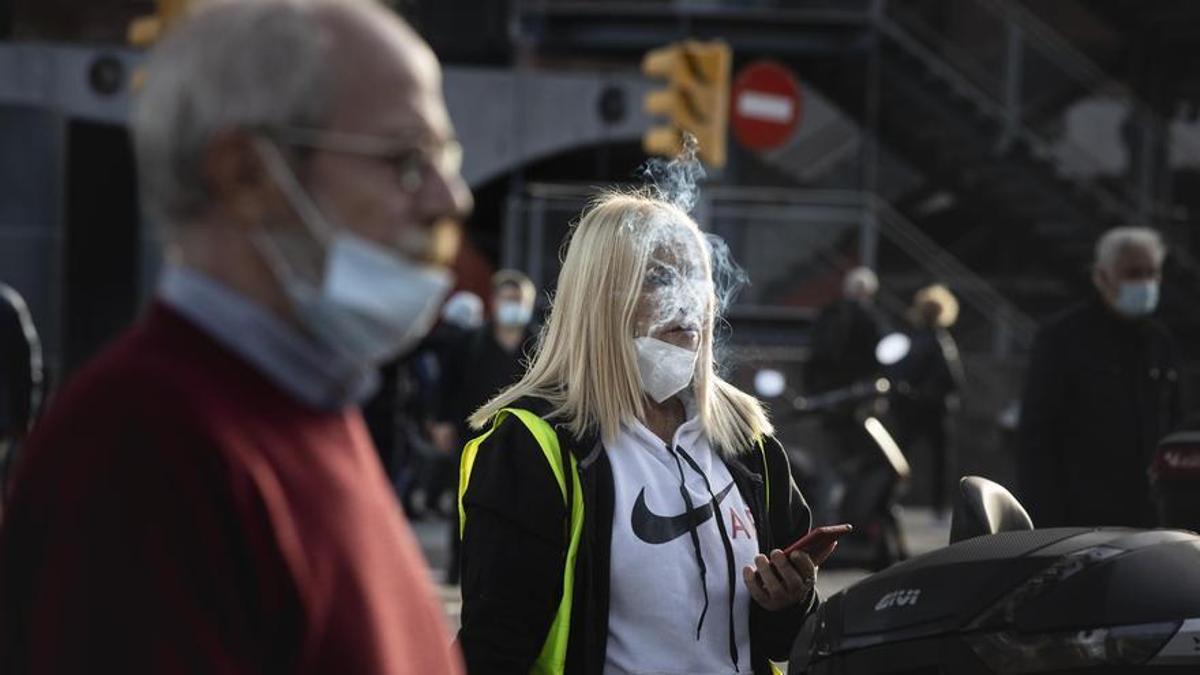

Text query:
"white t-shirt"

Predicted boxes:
[[605, 410, 759, 675]]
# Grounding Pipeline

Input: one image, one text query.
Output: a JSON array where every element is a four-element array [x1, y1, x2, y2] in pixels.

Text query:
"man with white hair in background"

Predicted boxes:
[[804, 266, 888, 395], [0, 0, 471, 672], [1019, 227, 1183, 529]]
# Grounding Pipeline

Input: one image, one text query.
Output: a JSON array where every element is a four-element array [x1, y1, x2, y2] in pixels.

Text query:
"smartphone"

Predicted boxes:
[[781, 524, 853, 565]]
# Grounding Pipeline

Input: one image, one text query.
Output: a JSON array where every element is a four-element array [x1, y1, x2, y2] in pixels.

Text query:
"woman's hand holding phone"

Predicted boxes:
[[741, 524, 852, 610], [742, 549, 816, 611], [782, 523, 853, 566]]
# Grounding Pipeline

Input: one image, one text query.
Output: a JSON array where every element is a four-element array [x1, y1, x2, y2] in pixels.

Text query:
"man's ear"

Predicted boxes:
[[201, 130, 286, 227], [1092, 264, 1113, 299]]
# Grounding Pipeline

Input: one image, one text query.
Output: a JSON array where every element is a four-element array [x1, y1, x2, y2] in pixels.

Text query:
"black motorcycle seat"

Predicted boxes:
[[949, 476, 1033, 544]]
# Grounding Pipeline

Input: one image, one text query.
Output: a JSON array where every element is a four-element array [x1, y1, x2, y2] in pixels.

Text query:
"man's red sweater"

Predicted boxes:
[[0, 303, 462, 674]]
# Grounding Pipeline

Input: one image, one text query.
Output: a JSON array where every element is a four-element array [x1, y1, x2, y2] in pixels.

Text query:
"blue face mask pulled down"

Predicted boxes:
[[1113, 280, 1159, 318], [253, 138, 452, 366]]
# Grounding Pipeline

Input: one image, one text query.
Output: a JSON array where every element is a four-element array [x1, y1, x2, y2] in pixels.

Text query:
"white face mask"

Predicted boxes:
[[494, 300, 532, 327], [254, 138, 452, 365], [1113, 280, 1159, 318], [441, 291, 485, 330], [634, 336, 698, 403]]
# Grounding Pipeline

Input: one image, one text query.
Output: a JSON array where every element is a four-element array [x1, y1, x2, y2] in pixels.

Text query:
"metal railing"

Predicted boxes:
[[513, 0, 1198, 235], [706, 187, 1038, 349], [875, 3, 1139, 224], [880, 0, 1200, 228], [869, 194, 1037, 351], [507, 183, 1038, 353], [878, 0, 1200, 304]]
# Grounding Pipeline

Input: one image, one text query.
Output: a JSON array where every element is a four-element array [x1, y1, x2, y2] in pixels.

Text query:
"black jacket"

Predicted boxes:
[[0, 284, 41, 443], [1018, 297, 1183, 528], [457, 397, 815, 674], [890, 326, 965, 416], [436, 324, 535, 443], [804, 299, 887, 394]]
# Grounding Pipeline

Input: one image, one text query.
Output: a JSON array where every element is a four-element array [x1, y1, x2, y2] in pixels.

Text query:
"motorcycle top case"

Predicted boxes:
[[803, 528, 1200, 674]]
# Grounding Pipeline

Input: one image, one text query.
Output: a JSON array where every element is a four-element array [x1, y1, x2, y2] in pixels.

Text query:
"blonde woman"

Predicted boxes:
[[456, 192, 818, 674], [892, 284, 966, 516]]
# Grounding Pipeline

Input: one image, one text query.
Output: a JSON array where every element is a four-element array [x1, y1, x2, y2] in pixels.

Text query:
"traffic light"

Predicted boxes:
[[128, 0, 191, 47], [641, 40, 732, 168]]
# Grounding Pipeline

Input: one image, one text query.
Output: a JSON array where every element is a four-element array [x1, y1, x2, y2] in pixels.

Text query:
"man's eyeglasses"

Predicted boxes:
[[271, 126, 463, 192]]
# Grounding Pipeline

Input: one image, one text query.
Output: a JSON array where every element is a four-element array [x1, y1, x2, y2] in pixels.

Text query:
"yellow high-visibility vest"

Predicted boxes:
[[459, 408, 584, 675]]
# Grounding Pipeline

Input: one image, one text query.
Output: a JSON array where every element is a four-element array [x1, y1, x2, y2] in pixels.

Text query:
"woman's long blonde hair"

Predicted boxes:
[[469, 191, 773, 455]]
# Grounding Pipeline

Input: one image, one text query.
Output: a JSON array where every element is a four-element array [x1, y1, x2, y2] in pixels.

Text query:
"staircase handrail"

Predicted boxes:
[[872, 12, 1140, 224], [977, 0, 1200, 165], [865, 193, 1039, 346], [974, 0, 1110, 91], [883, 0, 1200, 219], [701, 186, 1041, 347]]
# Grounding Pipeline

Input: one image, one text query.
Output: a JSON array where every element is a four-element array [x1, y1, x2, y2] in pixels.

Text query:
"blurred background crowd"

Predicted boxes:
[[2, 0, 1200, 585]]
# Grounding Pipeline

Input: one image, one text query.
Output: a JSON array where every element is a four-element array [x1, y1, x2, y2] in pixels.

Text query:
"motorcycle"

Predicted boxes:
[[789, 475, 1200, 674], [1150, 430, 1200, 533], [755, 356, 912, 570]]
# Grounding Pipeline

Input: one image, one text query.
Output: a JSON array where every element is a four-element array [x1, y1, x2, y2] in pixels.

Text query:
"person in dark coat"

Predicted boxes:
[[1018, 227, 1183, 528], [804, 267, 890, 480], [429, 270, 537, 583], [890, 284, 966, 515], [429, 273, 536, 460], [804, 266, 888, 396], [362, 290, 483, 513], [0, 283, 42, 490]]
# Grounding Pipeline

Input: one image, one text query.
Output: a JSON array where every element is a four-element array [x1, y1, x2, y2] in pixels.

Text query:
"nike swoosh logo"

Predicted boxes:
[[631, 481, 735, 544]]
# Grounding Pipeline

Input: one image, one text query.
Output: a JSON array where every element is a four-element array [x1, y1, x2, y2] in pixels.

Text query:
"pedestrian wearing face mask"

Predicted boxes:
[[804, 266, 888, 396], [364, 291, 484, 517], [1018, 227, 1183, 528], [456, 192, 818, 675], [431, 271, 538, 464], [0, 1, 471, 672], [0, 283, 42, 496], [429, 270, 538, 583]]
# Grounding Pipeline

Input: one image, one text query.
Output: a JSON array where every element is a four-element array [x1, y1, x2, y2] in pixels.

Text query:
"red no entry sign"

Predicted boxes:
[[731, 60, 803, 151]]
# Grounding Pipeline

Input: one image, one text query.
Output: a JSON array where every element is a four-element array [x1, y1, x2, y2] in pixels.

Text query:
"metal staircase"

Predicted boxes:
[[509, 0, 1200, 358], [787, 0, 1200, 349]]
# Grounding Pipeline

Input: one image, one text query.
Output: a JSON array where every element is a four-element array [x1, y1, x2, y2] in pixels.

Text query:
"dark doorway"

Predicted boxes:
[[62, 120, 139, 374]]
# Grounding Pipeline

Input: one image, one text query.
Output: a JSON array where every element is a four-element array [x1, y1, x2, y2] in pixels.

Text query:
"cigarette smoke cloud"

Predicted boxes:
[[638, 134, 706, 214], [633, 134, 748, 347], [704, 233, 748, 317]]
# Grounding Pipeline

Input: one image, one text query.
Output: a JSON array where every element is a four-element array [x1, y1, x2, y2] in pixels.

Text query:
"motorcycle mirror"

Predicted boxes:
[[754, 369, 787, 398], [876, 332, 911, 366]]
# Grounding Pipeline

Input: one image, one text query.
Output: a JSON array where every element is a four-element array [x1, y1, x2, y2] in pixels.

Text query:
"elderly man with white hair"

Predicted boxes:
[[1018, 227, 1183, 529], [804, 266, 888, 395], [0, 0, 471, 672]]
